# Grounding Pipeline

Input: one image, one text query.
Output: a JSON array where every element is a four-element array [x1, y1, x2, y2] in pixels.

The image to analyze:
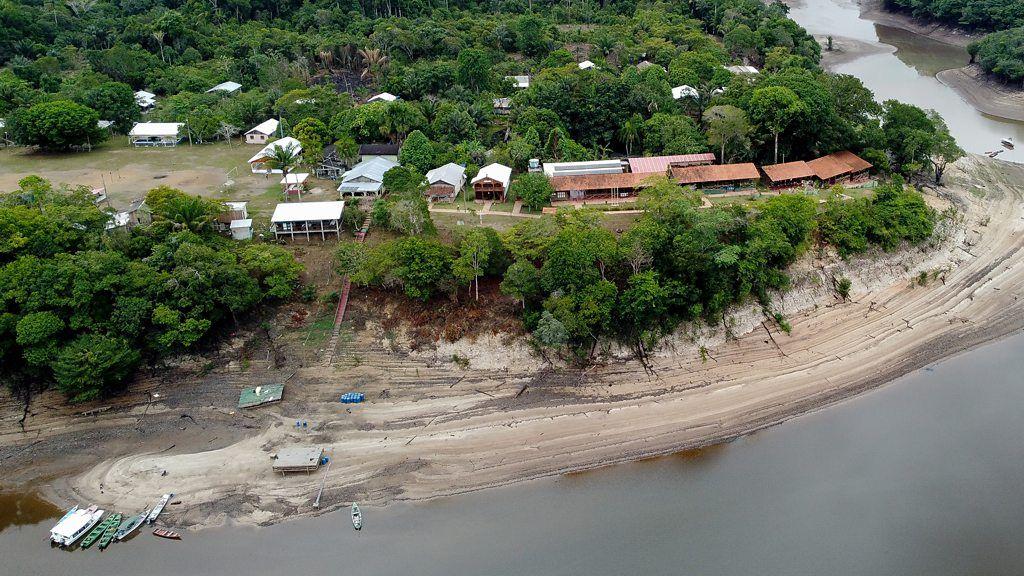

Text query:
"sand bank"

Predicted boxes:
[[937, 65, 1024, 123], [2, 155, 1010, 530]]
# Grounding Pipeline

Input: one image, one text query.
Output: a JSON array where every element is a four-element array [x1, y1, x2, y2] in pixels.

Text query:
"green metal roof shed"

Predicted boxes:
[[238, 384, 285, 409]]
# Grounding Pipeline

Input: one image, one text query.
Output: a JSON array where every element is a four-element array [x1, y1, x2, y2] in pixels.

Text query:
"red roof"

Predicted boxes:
[[761, 161, 815, 183], [628, 153, 716, 174], [671, 163, 760, 185], [808, 151, 873, 180], [550, 172, 654, 192]]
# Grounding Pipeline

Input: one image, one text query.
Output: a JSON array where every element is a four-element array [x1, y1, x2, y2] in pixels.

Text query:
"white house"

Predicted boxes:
[[505, 75, 530, 89], [578, 60, 596, 70], [471, 163, 512, 202], [134, 90, 156, 110], [206, 81, 242, 94], [128, 122, 183, 147], [337, 157, 399, 197], [271, 201, 344, 241], [672, 85, 699, 100], [367, 92, 398, 103], [245, 119, 279, 145], [248, 137, 303, 173], [725, 65, 759, 75], [425, 163, 467, 203]]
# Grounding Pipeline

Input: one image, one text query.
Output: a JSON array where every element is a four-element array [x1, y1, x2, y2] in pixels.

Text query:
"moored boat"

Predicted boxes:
[[97, 515, 122, 550], [351, 503, 362, 530], [146, 493, 173, 524], [152, 528, 181, 540], [80, 513, 119, 549], [114, 510, 149, 541], [48, 506, 78, 540], [1002, 137, 1015, 148], [50, 505, 104, 547]]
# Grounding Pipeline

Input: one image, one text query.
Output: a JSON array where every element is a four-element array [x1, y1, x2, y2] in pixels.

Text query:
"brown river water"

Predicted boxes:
[[4, 1, 1024, 573]]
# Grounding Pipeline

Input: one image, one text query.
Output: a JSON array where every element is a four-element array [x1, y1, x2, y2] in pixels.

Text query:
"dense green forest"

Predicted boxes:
[[341, 177, 937, 360], [1, 0, 956, 171], [969, 28, 1024, 83], [883, 0, 1024, 31], [0, 177, 302, 402]]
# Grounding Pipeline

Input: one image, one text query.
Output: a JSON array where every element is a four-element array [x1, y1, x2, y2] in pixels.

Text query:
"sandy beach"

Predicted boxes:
[[2, 155, 1023, 530], [937, 65, 1024, 123]]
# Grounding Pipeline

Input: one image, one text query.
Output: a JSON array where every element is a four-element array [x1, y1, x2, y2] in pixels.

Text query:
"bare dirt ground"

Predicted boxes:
[[937, 65, 1024, 123], [3, 156, 1024, 532]]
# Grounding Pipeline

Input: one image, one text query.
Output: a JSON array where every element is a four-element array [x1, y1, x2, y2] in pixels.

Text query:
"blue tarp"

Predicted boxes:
[[340, 392, 365, 403]]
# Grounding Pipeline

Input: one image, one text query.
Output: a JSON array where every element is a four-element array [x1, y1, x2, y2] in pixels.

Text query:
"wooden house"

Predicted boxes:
[[471, 163, 512, 202], [358, 143, 400, 163], [315, 144, 349, 179], [550, 172, 652, 203], [761, 161, 817, 189], [671, 163, 760, 192], [807, 151, 873, 185], [425, 163, 467, 203], [271, 201, 344, 241]]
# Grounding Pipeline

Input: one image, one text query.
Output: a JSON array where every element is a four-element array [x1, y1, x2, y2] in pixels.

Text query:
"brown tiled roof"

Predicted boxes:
[[671, 163, 760, 185], [807, 155, 851, 180], [761, 161, 815, 183], [831, 150, 873, 172], [549, 172, 654, 192]]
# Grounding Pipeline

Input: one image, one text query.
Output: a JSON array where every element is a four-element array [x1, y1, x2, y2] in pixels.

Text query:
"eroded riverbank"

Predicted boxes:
[[4, 156, 1023, 530]]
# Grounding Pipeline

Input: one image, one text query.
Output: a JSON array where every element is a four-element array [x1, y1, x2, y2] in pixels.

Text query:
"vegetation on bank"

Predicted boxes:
[[883, 0, 1024, 31], [969, 28, 1024, 84], [340, 177, 937, 360], [0, 177, 302, 402]]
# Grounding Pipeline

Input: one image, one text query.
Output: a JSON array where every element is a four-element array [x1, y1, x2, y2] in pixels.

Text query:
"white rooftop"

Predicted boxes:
[[506, 75, 530, 88], [97, 120, 113, 129], [230, 218, 252, 229], [248, 137, 303, 164], [367, 92, 398, 103], [672, 85, 699, 100], [341, 156, 399, 183], [578, 60, 596, 69], [129, 122, 183, 137], [426, 163, 466, 187], [224, 201, 247, 210], [207, 81, 242, 93], [281, 173, 309, 185], [134, 90, 156, 107], [271, 201, 344, 223], [725, 65, 759, 75], [472, 163, 512, 188], [246, 118, 279, 136]]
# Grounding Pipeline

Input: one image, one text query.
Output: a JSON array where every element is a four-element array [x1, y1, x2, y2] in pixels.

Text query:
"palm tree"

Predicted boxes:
[[163, 196, 219, 233], [266, 143, 301, 200], [152, 31, 166, 63], [357, 48, 388, 82], [618, 114, 642, 155]]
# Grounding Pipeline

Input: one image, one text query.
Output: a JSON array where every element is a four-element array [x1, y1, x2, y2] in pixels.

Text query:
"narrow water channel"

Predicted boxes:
[[787, 0, 1024, 162]]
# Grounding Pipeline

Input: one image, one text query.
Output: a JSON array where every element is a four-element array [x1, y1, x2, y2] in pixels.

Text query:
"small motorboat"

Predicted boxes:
[[115, 510, 149, 541], [147, 493, 173, 524], [989, 149, 1004, 158], [351, 503, 363, 531], [1002, 137, 1014, 148], [152, 528, 181, 540]]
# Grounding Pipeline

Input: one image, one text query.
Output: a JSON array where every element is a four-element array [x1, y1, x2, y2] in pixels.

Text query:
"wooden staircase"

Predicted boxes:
[[322, 215, 372, 366]]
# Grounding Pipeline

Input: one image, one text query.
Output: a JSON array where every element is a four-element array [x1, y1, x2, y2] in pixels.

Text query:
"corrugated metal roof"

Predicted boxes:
[[628, 154, 716, 174], [238, 384, 284, 408], [762, 161, 815, 182], [271, 201, 344, 223], [472, 163, 512, 187], [128, 122, 182, 137], [550, 172, 654, 192], [246, 119, 279, 136], [341, 157, 399, 183], [248, 137, 303, 164], [426, 163, 466, 187], [671, 163, 760, 184]]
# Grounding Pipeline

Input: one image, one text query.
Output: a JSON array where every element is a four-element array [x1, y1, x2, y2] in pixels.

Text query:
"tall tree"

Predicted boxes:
[[748, 86, 804, 164], [704, 104, 751, 163]]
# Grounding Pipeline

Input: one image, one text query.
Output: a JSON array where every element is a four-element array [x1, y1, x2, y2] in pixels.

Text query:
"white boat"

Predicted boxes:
[[50, 505, 104, 547], [146, 493, 173, 524], [1002, 137, 1014, 148], [351, 503, 362, 531]]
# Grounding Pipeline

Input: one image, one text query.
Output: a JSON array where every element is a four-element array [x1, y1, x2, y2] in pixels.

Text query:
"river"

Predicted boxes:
[[5, 1, 1024, 573], [788, 0, 1024, 162]]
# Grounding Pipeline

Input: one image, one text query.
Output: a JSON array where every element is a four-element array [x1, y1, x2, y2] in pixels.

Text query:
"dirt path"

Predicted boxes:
[[4, 156, 1024, 530]]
